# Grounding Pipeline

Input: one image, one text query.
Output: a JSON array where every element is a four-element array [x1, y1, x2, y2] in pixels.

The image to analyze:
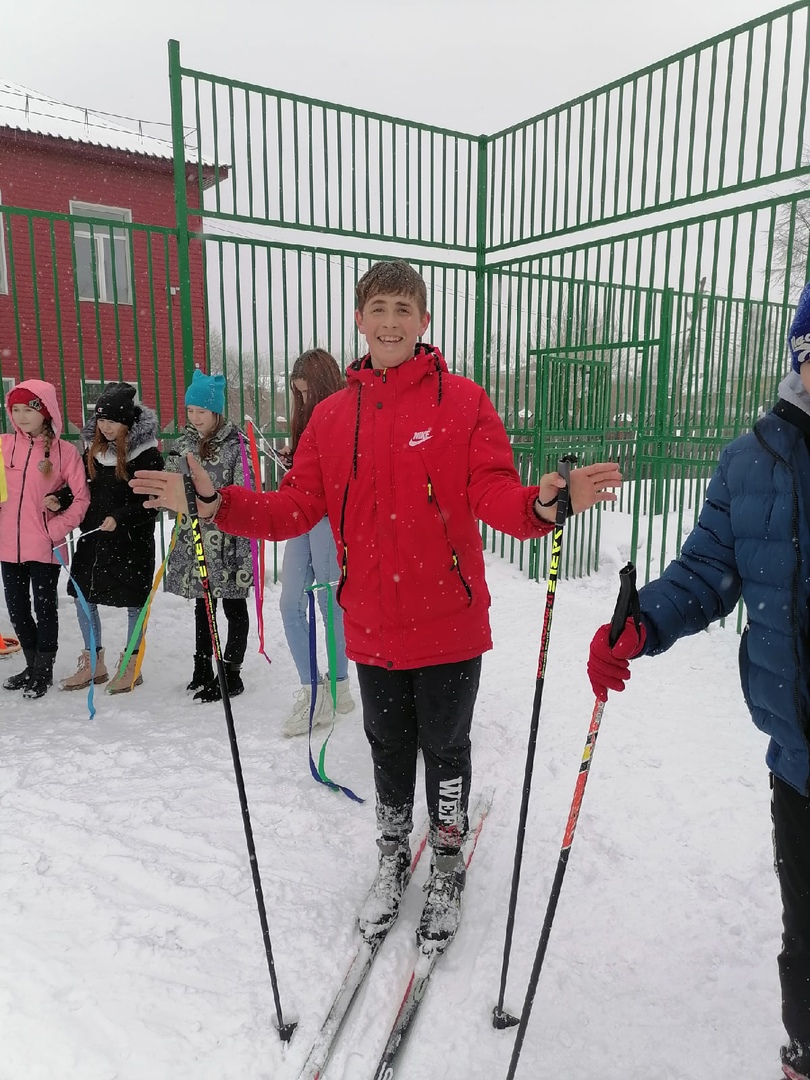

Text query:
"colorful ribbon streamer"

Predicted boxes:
[[53, 544, 99, 719], [56, 518, 180, 717], [306, 585, 363, 803], [113, 518, 180, 690], [240, 426, 271, 665]]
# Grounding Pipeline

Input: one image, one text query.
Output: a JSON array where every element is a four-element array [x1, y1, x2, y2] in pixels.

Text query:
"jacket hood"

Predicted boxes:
[[6, 379, 63, 439], [776, 369, 810, 419], [82, 404, 160, 461]]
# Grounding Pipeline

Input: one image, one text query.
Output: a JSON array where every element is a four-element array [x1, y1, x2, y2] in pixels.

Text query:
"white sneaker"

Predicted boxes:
[[282, 682, 328, 738]]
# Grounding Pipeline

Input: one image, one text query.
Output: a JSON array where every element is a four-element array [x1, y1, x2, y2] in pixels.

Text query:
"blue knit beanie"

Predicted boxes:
[[185, 368, 226, 414], [789, 282, 810, 372]]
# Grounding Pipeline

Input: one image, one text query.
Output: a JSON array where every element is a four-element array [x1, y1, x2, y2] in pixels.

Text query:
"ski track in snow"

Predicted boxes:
[[0, 518, 784, 1080]]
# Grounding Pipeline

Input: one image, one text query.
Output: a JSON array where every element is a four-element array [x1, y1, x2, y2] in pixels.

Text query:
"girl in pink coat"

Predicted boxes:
[[0, 380, 90, 698]]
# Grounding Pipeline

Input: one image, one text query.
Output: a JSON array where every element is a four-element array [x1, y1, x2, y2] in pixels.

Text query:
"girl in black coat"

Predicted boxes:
[[57, 383, 164, 694]]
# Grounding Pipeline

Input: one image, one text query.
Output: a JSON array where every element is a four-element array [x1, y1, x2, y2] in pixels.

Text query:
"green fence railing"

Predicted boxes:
[[485, 1, 810, 250], [0, 205, 190, 437], [3, 5, 810, 591]]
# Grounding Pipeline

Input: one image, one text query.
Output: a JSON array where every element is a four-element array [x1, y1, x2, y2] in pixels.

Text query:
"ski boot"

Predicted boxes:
[[358, 837, 411, 940], [416, 849, 466, 952]]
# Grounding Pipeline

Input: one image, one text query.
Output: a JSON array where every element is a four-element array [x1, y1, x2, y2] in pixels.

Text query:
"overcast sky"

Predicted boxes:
[[3, 0, 785, 135]]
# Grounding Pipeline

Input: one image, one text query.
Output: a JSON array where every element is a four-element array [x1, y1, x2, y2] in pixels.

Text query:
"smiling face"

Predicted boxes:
[[97, 418, 126, 442], [355, 292, 431, 370], [11, 404, 46, 436], [187, 406, 220, 436]]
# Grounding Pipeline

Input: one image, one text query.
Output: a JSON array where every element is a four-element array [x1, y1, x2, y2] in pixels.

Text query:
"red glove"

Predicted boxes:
[[587, 618, 647, 702]]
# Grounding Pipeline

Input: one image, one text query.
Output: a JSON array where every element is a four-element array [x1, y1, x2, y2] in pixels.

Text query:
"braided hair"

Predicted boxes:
[[39, 422, 54, 477]]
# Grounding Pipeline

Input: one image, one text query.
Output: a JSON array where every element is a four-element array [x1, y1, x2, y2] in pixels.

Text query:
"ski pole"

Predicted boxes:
[[179, 458, 297, 1043], [504, 562, 641, 1080], [493, 453, 576, 1029]]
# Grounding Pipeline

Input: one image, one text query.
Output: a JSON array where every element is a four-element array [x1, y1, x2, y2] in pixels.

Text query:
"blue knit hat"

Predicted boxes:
[[789, 282, 810, 372], [185, 369, 226, 414]]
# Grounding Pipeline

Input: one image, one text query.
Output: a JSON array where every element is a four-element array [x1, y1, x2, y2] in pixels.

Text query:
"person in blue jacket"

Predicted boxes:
[[588, 283, 810, 1080]]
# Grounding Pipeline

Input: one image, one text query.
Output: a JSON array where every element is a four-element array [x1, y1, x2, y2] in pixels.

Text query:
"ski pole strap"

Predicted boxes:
[[306, 588, 363, 804], [240, 428, 272, 666], [53, 545, 98, 720]]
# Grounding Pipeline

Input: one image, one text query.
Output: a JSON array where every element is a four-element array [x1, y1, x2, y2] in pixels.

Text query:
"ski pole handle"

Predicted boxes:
[[552, 453, 576, 527], [607, 562, 641, 649]]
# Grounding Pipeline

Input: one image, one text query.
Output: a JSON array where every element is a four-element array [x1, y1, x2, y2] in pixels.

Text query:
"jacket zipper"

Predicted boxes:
[[754, 425, 810, 786], [16, 438, 34, 563], [425, 469, 473, 605]]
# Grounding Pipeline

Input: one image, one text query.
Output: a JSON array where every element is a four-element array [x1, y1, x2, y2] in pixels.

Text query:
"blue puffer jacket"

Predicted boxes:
[[637, 396, 810, 795]]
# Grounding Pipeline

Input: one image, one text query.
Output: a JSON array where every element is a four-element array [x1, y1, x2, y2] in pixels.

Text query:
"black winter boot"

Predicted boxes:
[[3, 649, 36, 691], [194, 662, 244, 703], [23, 651, 57, 699], [186, 652, 215, 692]]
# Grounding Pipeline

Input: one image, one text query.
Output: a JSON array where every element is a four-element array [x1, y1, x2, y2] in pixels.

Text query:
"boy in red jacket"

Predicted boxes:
[[133, 260, 622, 949]]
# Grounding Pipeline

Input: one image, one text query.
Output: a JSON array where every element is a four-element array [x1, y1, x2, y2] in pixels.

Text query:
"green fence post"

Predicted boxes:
[[652, 288, 674, 515], [473, 134, 489, 388], [168, 39, 197, 388]]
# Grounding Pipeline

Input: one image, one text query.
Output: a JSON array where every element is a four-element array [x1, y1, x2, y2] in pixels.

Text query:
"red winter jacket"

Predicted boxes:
[[215, 345, 552, 668]]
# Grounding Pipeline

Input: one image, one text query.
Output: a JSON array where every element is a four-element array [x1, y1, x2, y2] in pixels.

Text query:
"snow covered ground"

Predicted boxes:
[[0, 510, 784, 1080]]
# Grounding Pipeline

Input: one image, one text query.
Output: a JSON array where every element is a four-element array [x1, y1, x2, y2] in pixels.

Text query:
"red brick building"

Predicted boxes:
[[0, 82, 221, 433]]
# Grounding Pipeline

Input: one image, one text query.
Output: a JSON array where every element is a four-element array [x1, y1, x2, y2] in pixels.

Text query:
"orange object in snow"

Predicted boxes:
[[0, 632, 21, 656]]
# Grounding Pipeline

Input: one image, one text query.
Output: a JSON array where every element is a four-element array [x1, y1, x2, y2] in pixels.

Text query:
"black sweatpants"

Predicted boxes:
[[772, 774, 810, 1046], [356, 657, 482, 852], [194, 597, 249, 666], [2, 561, 62, 653]]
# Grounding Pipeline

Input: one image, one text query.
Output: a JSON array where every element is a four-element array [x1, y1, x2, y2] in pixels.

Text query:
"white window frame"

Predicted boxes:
[[82, 379, 104, 421], [0, 191, 8, 296], [70, 201, 133, 305]]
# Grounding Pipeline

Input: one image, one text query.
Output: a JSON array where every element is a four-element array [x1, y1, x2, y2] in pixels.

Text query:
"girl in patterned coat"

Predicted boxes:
[[164, 370, 253, 702]]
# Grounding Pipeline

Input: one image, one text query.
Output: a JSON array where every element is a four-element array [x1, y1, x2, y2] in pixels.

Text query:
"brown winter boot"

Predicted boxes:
[[61, 649, 109, 691], [107, 652, 143, 695]]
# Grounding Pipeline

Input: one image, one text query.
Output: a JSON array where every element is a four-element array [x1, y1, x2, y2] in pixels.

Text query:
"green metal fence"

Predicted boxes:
[[0, 205, 190, 436], [485, 0, 810, 248], [3, 4, 810, 588], [166, 3, 810, 583]]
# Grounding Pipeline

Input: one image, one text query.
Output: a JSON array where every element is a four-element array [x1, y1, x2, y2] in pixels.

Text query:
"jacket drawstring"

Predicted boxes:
[[351, 382, 362, 480]]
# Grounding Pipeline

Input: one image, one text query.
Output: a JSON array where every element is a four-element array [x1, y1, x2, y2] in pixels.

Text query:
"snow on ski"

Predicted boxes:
[[369, 789, 494, 1080], [296, 821, 430, 1080]]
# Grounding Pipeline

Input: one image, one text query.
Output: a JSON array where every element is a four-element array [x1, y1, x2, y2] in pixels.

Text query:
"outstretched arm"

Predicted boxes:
[[131, 427, 328, 542], [468, 392, 622, 538]]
